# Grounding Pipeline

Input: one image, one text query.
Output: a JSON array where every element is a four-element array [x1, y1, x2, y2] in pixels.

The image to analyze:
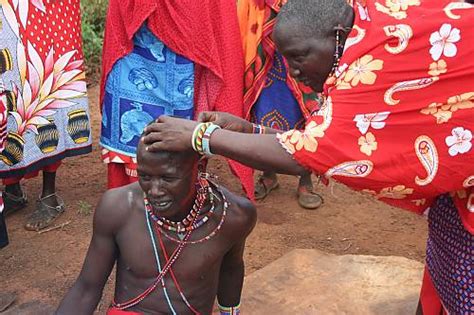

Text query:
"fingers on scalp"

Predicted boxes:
[[145, 123, 164, 133], [197, 112, 206, 122], [146, 143, 161, 152], [198, 111, 216, 122], [142, 133, 157, 144], [157, 115, 169, 122]]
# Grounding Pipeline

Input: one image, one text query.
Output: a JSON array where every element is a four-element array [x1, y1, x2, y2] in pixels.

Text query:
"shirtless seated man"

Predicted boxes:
[[56, 136, 257, 315]]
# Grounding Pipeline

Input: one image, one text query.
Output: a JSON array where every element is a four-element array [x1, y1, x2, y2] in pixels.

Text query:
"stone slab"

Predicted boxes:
[[241, 249, 424, 315]]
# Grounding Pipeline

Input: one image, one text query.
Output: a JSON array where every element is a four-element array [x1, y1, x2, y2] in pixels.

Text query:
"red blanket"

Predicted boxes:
[[101, 0, 254, 197]]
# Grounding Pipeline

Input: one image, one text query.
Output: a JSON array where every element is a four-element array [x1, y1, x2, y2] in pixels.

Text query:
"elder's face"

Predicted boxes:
[[274, 26, 335, 93]]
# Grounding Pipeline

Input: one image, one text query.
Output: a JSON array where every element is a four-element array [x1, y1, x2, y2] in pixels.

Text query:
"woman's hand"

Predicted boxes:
[[198, 111, 254, 133], [143, 116, 198, 152]]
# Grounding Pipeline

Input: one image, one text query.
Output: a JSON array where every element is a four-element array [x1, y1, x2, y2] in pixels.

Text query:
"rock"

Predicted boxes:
[[0, 292, 16, 312], [2, 301, 54, 315], [241, 249, 424, 315]]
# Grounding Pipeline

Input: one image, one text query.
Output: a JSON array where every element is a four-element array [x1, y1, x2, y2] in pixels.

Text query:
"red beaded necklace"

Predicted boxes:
[[156, 228, 201, 314], [112, 173, 220, 311], [112, 227, 193, 310], [158, 186, 228, 245]]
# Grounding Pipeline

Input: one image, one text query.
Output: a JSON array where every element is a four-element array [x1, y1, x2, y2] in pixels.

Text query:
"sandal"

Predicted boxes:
[[297, 189, 323, 210], [2, 189, 28, 217], [24, 193, 65, 231], [255, 175, 279, 200]]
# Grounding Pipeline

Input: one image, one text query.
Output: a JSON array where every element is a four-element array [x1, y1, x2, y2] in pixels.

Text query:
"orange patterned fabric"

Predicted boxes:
[[237, 0, 320, 120], [278, 0, 474, 233]]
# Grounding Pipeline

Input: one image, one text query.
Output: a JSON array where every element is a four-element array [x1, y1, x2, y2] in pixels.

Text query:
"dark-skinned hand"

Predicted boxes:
[[143, 115, 199, 153], [198, 111, 253, 134]]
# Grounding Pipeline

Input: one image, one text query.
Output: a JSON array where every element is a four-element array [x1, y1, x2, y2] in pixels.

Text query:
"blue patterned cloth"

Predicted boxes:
[[100, 25, 194, 157], [426, 194, 474, 314], [251, 52, 304, 131]]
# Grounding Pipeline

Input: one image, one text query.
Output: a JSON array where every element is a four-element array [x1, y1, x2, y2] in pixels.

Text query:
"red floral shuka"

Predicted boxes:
[[278, 0, 474, 233]]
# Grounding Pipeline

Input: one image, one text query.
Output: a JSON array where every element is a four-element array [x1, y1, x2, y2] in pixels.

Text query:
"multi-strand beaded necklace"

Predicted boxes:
[[145, 179, 216, 235], [112, 173, 227, 313]]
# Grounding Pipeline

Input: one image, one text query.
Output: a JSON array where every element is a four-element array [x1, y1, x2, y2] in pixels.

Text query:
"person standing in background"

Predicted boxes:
[[237, 0, 323, 209], [0, 0, 91, 231]]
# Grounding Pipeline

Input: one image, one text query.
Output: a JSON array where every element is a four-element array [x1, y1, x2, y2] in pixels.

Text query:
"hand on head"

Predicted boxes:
[[198, 111, 253, 133], [142, 115, 198, 153]]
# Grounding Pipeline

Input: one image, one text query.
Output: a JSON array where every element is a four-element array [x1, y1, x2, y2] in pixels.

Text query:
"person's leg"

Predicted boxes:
[[2, 176, 28, 216], [4, 180, 22, 196], [0, 197, 8, 249], [25, 162, 64, 231]]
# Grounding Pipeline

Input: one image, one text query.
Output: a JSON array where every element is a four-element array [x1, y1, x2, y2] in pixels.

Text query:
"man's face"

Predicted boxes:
[[274, 25, 334, 93], [137, 147, 198, 220]]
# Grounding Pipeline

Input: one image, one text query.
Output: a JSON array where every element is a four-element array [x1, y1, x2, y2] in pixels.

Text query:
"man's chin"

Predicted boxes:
[[150, 202, 174, 216]]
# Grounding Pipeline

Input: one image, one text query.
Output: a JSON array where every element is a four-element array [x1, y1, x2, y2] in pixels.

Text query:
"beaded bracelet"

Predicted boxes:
[[192, 122, 211, 155], [202, 124, 221, 157], [252, 123, 265, 134], [218, 302, 241, 315], [191, 123, 205, 152]]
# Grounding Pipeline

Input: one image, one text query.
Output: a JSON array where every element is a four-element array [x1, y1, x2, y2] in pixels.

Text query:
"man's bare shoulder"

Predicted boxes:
[[94, 182, 142, 234], [219, 186, 257, 239]]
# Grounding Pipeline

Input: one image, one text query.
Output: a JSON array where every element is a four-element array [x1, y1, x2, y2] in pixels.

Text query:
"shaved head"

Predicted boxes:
[[275, 0, 352, 39], [136, 137, 199, 173]]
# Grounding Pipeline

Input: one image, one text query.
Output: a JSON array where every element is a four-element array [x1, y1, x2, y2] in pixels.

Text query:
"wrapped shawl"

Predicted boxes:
[[101, 0, 254, 197], [278, 0, 474, 233]]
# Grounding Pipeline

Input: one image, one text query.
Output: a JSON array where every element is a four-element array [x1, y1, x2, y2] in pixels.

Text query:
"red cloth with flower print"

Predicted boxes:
[[5, 0, 84, 63], [101, 0, 254, 198], [278, 0, 474, 233]]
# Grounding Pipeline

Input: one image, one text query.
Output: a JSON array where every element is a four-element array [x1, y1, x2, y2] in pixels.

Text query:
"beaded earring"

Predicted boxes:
[[328, 25, 346, 77]]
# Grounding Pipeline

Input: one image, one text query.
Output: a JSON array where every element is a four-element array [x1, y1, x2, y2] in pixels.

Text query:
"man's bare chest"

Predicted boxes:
[[116, 224, 228, 280]]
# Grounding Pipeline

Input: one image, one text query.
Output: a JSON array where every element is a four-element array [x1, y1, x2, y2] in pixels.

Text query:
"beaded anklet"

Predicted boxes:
[[218, 302, 241, 315]]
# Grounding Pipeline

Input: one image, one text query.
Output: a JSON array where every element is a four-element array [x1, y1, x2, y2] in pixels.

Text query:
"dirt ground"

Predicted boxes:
[[0, 85, 428, 312]]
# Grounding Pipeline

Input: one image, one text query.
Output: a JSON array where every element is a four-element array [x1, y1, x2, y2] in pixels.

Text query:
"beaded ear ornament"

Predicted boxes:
[[324, 24, 353, 90], [328, 24, 351, 77]]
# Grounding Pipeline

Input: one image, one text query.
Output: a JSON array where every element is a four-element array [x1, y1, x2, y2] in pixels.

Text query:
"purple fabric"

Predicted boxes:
[[426, 194, 474, 314], [251, 53, 304, 131]]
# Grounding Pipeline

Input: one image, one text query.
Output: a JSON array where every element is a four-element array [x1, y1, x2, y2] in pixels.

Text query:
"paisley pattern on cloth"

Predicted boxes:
[[278, 1, 474, 235], [100, 25, 194, 157]]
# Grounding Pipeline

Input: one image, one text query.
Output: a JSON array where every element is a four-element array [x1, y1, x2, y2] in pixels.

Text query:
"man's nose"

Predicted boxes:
[[149, 179, 166, 196]]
